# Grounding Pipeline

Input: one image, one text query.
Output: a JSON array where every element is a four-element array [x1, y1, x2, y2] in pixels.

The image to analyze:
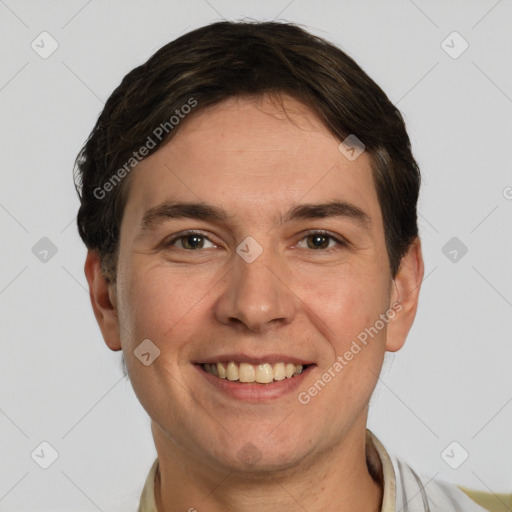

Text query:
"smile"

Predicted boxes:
[[202, 361, 307, 384]]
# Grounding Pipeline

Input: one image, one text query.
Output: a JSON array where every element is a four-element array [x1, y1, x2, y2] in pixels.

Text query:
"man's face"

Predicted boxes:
[[112, 95, 400, 471]]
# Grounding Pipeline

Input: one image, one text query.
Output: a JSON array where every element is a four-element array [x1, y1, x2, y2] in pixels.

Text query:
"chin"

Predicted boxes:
[[200, 431, 309, 474]]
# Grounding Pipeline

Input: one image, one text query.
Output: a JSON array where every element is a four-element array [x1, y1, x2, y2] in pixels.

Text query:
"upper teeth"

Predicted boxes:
[[203, 362, 304, 383]]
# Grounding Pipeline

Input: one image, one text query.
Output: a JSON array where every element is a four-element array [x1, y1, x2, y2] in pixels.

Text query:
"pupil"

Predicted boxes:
[[185, 235, 203, 249], [310, 235, 327, 249]]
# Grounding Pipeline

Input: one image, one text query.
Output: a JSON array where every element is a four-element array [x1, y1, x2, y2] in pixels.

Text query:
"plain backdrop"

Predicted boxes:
[[1, 0, 511, 510]]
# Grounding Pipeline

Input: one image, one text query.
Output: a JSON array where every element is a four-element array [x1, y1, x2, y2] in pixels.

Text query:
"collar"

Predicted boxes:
[[138, 429, 396, 512]]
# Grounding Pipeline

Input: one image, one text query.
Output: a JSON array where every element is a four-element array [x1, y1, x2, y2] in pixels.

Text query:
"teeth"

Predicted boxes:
[[239, 363, 255, 382], [217, 362, 226, 378], [273, 362, 285, 381], [255, 363, 273, 383], [226, 361, 238, 381], [202, 361, 306, 383]]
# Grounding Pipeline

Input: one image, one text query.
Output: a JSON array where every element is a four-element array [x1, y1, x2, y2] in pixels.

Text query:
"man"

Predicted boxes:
[[75, 21, 504, 511]]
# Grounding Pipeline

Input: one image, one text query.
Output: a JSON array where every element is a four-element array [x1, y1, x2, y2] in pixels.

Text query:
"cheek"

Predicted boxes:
[[302, 264, 387, 339], [118, 262, 215, 348], [299, 263, 390, 407], [116, 265, 204, 420]]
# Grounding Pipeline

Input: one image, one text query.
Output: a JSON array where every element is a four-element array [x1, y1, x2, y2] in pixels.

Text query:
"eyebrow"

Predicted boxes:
[[139, 200, 371, 233]]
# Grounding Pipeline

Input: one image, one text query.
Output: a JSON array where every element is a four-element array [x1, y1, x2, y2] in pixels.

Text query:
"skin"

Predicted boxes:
[[85, 94, 424, 512]]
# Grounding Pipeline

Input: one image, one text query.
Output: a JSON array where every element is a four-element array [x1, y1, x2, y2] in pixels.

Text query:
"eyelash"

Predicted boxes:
[[165, 230, 347, 252]]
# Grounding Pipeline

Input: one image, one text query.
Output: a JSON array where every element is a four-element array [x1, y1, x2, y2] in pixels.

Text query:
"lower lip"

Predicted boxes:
[[194, 364, 315, 402]]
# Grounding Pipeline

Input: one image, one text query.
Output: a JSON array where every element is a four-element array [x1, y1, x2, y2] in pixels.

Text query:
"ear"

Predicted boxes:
[[385, 237, 424, 352], [84, 250, 122, 351]]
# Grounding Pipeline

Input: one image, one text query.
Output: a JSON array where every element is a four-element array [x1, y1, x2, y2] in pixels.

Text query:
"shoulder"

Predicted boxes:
[[393, 457, 508, 512], [458, 487, 512, 512]]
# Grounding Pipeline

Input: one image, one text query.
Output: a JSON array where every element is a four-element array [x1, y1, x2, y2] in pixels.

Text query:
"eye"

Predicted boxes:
[[296, 231, 347, 251], [166, 231, 216, 250], [164, 230, 346, 252]]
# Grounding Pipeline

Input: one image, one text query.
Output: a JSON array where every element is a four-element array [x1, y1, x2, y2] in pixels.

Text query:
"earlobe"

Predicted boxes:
[[385, 238, 424, 352], [84, 250, 122, 351]]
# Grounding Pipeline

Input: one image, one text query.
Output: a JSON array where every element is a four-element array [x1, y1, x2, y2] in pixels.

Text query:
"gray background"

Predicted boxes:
[[1, 0, 511, 510]]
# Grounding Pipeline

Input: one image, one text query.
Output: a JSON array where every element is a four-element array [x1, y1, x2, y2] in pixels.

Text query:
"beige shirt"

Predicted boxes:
[[138, 430, 501, 512]]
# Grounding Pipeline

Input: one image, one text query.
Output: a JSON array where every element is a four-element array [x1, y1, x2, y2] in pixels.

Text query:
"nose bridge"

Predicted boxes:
[[214, 240, 296, 332]]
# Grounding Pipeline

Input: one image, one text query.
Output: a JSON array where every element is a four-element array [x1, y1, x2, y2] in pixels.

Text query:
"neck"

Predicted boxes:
[[153, 422, 383, 512]]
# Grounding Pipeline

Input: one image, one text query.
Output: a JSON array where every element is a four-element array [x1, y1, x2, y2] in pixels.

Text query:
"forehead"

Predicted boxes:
[[123, 94, 382, 232]]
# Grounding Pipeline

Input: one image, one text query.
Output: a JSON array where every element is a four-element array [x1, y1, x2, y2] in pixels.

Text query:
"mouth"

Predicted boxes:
[[200, 361, 310, 384], [193, 355, 316, 401]]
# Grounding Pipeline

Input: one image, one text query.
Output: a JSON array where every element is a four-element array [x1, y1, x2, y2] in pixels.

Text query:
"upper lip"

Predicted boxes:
[[195, 353, 315, 365]]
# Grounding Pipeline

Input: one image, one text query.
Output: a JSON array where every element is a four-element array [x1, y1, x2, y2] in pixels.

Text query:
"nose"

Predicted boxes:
[[213, 245, 297, 333]]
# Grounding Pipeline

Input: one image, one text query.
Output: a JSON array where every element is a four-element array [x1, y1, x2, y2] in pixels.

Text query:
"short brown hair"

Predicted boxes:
[[74, 21, 420, 280]]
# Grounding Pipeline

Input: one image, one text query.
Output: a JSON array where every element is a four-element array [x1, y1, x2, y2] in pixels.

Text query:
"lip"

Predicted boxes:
[[194, 363, 316, 402], [195, 353, 315, 365]]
